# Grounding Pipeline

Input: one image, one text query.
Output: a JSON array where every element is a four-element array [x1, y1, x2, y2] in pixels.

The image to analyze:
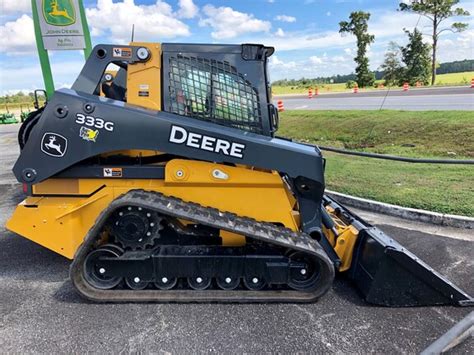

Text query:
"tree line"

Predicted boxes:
[[271, 59, 473, 87], [339, 1, 469, 88], [0, 92, 38, 105], [273, 1, 470, 88]]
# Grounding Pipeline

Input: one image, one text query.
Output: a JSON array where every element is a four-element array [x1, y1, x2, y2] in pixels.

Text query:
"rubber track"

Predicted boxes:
[[70, 189, 335, 303]]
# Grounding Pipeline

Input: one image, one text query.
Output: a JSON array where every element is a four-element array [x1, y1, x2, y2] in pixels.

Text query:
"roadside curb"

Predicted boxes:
[[326, 190, 474, 229]]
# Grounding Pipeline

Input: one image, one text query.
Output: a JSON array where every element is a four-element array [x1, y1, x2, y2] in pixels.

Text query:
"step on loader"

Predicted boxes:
[[6, 43, 473, 305]]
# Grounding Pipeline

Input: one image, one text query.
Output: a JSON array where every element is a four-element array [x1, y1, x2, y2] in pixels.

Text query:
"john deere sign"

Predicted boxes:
[[31, 0, 92, 97], [35, 0, 86, 50]]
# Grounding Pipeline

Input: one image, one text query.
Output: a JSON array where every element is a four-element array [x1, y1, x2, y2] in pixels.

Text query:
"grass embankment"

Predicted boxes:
[[435, 71, 474, 86], [273, 71, 474, 95], [279, 110, 474, 216]]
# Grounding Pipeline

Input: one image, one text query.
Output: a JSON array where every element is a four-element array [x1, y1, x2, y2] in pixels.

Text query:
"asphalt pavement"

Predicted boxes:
[[0, 123, 473, 353], [274, 86, 474, 111]]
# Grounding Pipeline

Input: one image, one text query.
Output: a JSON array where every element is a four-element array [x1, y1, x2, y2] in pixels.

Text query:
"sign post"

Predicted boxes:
[[31, 0, 92, 97]]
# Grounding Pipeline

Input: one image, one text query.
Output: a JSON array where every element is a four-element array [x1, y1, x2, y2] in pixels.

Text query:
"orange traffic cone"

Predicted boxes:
[[403, 82, 409, 91], [471, 78, 474, 88], [308, 88, 313, 99], [314, 88, 319, 96], [277, 100, 284, 112], [353, 83, 359, 94]]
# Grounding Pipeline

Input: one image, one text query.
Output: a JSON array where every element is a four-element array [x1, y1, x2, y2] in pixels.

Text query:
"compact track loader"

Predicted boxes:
[[7, 43, 472, 305]]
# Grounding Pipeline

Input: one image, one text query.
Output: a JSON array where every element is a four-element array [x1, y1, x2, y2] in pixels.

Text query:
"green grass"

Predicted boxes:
[[278, 110, 474, 216], [272, 83, 348, 95], [273, 71, 474, 95], [279, 110, 474, 158], [435, 71, 474, 86]]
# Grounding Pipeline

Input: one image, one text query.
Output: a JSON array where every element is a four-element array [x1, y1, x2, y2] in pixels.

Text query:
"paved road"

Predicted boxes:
[[275, 86, 474, 110], [0, 123, 473, 353]]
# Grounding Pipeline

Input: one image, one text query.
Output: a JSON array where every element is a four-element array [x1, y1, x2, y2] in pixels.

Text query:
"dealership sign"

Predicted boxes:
[[35, 0, 86, 50]]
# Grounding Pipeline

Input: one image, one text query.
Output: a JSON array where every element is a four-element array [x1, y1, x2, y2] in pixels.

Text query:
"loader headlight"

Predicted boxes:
[[104, 73, 113, 82], [136, 47, 150, 61]]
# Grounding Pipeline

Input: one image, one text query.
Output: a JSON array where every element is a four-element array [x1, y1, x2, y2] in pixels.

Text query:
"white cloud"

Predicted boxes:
[[275, 28, 285, 37], [0, 59, 84, 95], [269, 55, 296, 69], [275, 15, 296, 23], [0, 14, 36, 55], [332, 55, 346, 63], [326, 11, 331, 17], [268, 52, 355, 80], [86, 0, 191, 43], [199, 5, 271, 39], [437, 29, 474, 62], [309, 55, 323, 65], [267, 0, 275, 3], [177, 0, 198, 19], [1, 0, 30, 15], [266, 30, 355, 51]]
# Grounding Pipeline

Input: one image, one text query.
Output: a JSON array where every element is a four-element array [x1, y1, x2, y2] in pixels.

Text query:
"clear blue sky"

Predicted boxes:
[[1, 0, 473, 94]]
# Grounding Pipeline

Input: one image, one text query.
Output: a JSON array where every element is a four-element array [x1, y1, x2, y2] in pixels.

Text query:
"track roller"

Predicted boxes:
[[187, 277, 212, 290], [154, 277, 178, 290], [125, 277, 149, 290], [216, 276, 240, 290], [243, 276, 266, 290]]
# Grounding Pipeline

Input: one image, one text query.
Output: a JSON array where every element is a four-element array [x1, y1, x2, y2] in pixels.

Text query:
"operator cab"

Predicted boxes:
[[77, 43, 278, 136]]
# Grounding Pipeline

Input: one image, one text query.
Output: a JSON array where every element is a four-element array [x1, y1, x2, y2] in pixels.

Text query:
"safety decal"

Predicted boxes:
[[41, 132, 68, 158], [103, 168, 123, 178], [79, 126, 99, 142], [113, 47, 132, 58]]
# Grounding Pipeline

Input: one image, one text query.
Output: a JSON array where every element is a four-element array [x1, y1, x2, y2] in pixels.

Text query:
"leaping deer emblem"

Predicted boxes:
[[48, 0, 74, 22], [44, 136, 64, 155]]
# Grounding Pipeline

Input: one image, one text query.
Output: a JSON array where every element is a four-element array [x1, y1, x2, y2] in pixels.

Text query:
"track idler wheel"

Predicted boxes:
[[83, 246, 123, 290], [287, 251, 320, 291]]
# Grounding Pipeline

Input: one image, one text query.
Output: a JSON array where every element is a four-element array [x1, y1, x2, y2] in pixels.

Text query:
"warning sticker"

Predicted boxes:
[[103, 167, 123, 177], [112, 47, 132, 58], [138, 91, 150, 97]]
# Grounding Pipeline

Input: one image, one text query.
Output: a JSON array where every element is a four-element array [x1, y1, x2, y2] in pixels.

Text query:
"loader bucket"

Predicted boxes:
[[324, 196, 473, 307]]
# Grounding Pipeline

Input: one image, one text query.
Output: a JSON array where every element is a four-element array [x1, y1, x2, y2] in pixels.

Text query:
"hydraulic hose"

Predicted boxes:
[[319, 146, 474, 165]]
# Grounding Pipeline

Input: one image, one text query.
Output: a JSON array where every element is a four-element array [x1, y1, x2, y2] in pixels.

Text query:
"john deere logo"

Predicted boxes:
[[43, 0, 76, 26]]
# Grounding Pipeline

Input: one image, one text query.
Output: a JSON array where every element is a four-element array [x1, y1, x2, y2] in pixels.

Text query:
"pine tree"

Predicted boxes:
[[380, 42, 403, 86], [339, 11, 375, 87], [399, 0, 470, 85], [400, 29, 431, 86]]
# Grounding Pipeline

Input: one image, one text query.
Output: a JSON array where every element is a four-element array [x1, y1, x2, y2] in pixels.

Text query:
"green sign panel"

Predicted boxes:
[[32, 0, 93, 97], [42, 0, 76, 26]]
